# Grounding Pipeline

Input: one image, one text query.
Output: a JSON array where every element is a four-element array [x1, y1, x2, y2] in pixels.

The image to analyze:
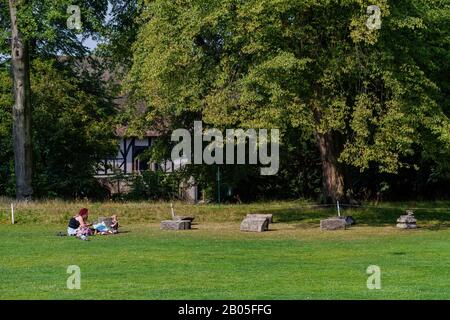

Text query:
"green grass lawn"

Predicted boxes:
[[0, 200, 449, 299]]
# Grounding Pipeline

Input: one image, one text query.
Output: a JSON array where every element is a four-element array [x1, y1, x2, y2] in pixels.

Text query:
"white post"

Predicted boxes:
[[170, 203, 175, 220], [337, 201, 341, 217], [11, 203, 14, 225]]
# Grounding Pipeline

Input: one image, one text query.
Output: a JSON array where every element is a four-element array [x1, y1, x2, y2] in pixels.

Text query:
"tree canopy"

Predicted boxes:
[[0, 0, 449, 201], [125, 0, 450, 201]]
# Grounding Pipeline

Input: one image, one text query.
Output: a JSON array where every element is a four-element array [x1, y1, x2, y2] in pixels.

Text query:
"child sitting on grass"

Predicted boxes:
[[111, 215, 119, 232], [93, 215, 119, 235]]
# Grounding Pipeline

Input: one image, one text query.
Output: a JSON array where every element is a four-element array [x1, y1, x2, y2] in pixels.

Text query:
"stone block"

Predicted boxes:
[[330, 216, 355, 226], [240, 218, 269, 232], [160, 220, 192, 230], [396, 223, 417, 229], [320, 218, 347, 231], [397, 215, 417, 224]]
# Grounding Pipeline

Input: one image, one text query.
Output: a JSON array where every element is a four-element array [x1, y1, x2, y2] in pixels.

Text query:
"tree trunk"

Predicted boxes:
[[9, 0, 33, 200], [316, 131, 345, 203]]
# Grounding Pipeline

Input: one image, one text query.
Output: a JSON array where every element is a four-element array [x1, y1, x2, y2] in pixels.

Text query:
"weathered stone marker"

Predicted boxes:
[[246, 213, 273, 223], [396, 210, 417, 229], [320, 218, 347, 231], [160, 220, 192, 230], [240, 217, 269, 232], [160, 203, 194, 230]]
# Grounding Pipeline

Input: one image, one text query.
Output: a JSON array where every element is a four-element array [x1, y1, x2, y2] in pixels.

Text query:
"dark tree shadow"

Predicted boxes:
[[253, 205, 450, 229]]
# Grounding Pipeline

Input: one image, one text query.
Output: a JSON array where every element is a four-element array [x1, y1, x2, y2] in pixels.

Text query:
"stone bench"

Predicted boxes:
[[160, 220, 192, 230], [240, 217, 269, 232], [320, 218, 347, 231], [246, 213, 273, 223]]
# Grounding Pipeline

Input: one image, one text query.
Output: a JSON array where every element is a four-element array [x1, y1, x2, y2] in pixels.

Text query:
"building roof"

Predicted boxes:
[[114, 126, 161, 138]]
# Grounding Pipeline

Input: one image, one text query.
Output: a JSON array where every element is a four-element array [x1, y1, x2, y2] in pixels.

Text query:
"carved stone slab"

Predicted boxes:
[[320, 218, 347, 231], [240, 217, 269, 232], [329, 216, 355, 226], [160, 220, 192, 230]]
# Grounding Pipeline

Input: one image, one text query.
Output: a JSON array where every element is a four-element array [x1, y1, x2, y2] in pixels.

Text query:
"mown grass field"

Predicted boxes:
[[0, 199, 449, 299]]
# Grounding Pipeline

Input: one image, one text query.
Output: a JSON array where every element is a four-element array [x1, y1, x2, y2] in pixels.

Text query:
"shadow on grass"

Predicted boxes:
[[255, 205, 450, 229], [421, 222, 450, 231]]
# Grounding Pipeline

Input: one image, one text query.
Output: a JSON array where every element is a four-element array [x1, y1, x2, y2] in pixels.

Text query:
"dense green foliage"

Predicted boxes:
[[0, 67, 14, 195], [123, 0, 449, 201], [127, 170, 180, 200], [0, 0, 109, 57], [0, 0, 118, 198], [31, 59, 117, 198], [0, 58, 117, 198], [0, 0, 449, 201]]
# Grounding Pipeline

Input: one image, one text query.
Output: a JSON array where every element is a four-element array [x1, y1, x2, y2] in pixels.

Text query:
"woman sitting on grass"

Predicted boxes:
[[67, 208, 93, 237]]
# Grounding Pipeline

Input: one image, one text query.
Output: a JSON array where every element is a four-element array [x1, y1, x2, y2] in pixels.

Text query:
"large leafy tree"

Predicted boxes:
[[127, 0, 450, 202], [1, 0, 109, 199]]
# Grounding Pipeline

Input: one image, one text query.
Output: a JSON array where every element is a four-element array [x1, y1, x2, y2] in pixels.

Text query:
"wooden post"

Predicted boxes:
[[217, 167, 221, 205], [11, 203, 15, 224], [170, 203, 175, 219], [337, 201, 341, 217]]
